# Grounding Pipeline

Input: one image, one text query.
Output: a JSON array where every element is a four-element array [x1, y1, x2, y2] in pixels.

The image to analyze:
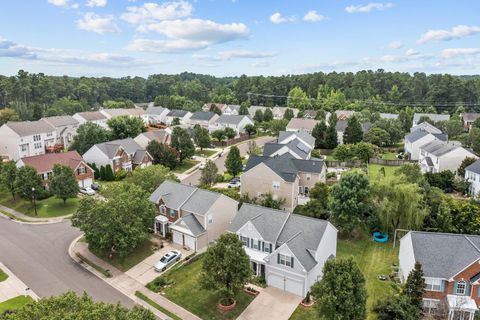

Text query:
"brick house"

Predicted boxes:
[[16, 151, 94, 188], [399, 231, 480, 319]]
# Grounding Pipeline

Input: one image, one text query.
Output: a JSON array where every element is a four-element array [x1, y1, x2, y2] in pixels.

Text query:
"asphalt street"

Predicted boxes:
[[0, 217, 134, 306]]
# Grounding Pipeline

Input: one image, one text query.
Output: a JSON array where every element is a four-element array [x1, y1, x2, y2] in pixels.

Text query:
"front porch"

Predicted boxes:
[[244, 247, 268, 278], [154, 215, 169, 238], [447, 295, 478, 320]]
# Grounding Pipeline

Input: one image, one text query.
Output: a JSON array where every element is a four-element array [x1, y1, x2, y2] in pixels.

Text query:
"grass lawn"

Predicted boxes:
[[173, 160, 200, 173], [92, 239, 154, 272], [0, 296, 34, 313], [149, 256, 254, 320], [194, 149, 217, 158], [367, 164, 399, 181], [290, 236, 398, 320], [0, 268, 8, 282], [380, 152, 397, 160], [0, 190, 79, 218]]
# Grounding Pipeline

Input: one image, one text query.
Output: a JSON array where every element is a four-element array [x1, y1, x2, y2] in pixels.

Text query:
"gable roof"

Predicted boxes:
[[407, 231, 480, 279], [229, 203, 331, 271], [335, 120, 348, 132], [178, 214, 206, 236], [411, 121, 443, 134], [167, 109, 189, 117], [18, 150, 88, 173], [146, 106, 168, 115], [420, 140, 461, 157], [190, 111, 216, 121], [41, 116, 79, 127], [181, 188, 222, 215], [379, 113, 399, 120], [413, 113, 450, 123], [263, 139, 311, 159], [216, 114, 252, 126], [286, 118, 319, 132], [75, 111, 107, 121], [303, 110, 318, 119], [101, 108, 131, 117], [462, 113, 480, 123], [5, 120, 55, 136], [466, 159, 480, 175], [278, 130, 315, 149], [126, 108, 146, 116], [335, 110, 355, 120], [95, 138, 144, 158], [137, 130, 171, 144]]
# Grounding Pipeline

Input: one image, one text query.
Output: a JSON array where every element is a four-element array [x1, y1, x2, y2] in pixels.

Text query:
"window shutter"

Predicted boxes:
[[453, 282, 458, 294], [466, 282, 471, 296], [291, 257, 294, 268], [269, 243, 273, 253], [261, 241, 265, 252], [277, 254, 280, 264], [250, 238, 253, 248], [441, 280, 445, 292]]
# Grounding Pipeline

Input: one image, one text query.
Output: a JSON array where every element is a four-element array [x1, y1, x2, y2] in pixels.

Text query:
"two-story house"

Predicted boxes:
[[210, 115, 254, 134], [404, 125, 448, 161], [223, 105, 240, 115], [228, 203, 337, 297], [188, 111, 219, 128], [82, 138, 152, 173], [72, 111, 109, 129], [399, 231, 480, 319], [41, 116, 79, 150], [418, 140, 477, 173], [272, 107, 299, 120], [412, 113, 450, 127], [134, 129, 171, 148], [145, 106, 170, 125], [286, 118, 319, 135], [462, 113, 480, 131], [0, 121, 57, 161], [165, 109, 192, 125], [262, 131, 315, 160], [17, 151, 94, 188], [241, 154, 327, 211], [466, 160, 480, 196], [149, 181, 238, 251]]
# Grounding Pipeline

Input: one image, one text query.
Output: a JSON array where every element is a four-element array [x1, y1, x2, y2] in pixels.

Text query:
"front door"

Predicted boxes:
[[260, 264, 265, 277], [252, 262, 257, 275]]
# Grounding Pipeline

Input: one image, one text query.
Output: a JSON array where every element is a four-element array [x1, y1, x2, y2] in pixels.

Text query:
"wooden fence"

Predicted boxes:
[[211, 134, 250, 147], [368, 158, 417, 166], [326, 158, 416, 168]]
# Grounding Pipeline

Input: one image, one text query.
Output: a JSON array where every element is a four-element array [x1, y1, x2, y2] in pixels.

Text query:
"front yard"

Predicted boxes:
[[0, 296, 34, 314], [194, 149, 217, 158], [91, 239, 154, 272], [173, 159, 200, 173], [0, 189, 79, 218], [147, 255, 254, 320], [289, 236, 398, 320]]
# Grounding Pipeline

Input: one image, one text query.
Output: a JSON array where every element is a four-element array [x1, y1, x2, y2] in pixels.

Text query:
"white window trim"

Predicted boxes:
[[456, 280, 467, 295], [279, 253, 293, 267], [424, 277, 443, 292]]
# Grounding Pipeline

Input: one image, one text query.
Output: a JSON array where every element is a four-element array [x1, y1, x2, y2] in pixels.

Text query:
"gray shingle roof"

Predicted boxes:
[[102, 108, 131, 117], [132, 149, 148, 164], [229, 203, 331, 271], [420, 140, 459, 157], [379, 113, 399, 120], [190, 111, 216, 121], [146, 106, 168, 115], [408, 231, 480, 279], [5, 120, 55, 136], [286, 118, 319, 132], [41, 116, 79, 127], [335, 120, 348, 132], [167, 109, 189, 117], [263, 139, 311, 159], [149, 181, 196, 209], [278, 131, 315, 148], [413, 113, 450, 123], [96, 138, 144, 158], [411, 122, 443, 134], [75, 111, 107, 121], [217, 115, 251, 125], [466, 159, 480, 175], [181, 188, 221, 215], [405, 129, 430, 143], [180, 214, 206, 236]]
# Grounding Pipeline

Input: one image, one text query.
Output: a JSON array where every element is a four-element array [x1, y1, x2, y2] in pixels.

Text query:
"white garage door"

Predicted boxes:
[[172, 231, 196, 251], [172, 231, 183, 246], [184, 235, 196, 251], [268, 273, 304, 297], [79, 178, 93, 188]]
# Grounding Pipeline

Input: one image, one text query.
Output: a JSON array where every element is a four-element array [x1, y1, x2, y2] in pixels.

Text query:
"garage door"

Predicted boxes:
[[172, 231, 196, 251], [268, 273, 304, 297], [184, 235, 196, 251], [172, 231, 183, 246], [79, 178, 93, 188]]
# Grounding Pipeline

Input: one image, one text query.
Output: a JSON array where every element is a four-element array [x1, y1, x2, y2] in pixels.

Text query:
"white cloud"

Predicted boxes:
[[417, 25, 480, 44], [252, 61, 271, 68], [0, 37, 156, 67], [86, 0, 107, 7], [76, 13, 120, 34], [441, 48, 480, 58], [193, 50, 276, 61], [303, 10, 325, 22], [388, 41, 403, 49], [269, 12, 295, 24], [405, 48, 419, 56], [345, 2, 393, 13], [121, 1, 193, 24], [48, 0, 69, 6]]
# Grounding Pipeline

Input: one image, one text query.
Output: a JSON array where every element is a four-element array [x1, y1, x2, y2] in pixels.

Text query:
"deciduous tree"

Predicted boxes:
[[70, 122, 110, 155], [107, 116, 145, 140], [225, 146, 242, 177], [14, 166, 43, 202], [49, 164, 79, 204], [193, 124, 211, 151], [200, 160, 218, 187], [171, 127, 195, 163], [0, 161, 17, 199], [126, 165, 178, 193], [146, 140, 178, 169]]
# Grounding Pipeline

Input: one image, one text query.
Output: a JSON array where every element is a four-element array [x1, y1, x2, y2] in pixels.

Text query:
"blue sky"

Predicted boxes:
[[1, 0, 480, 77]]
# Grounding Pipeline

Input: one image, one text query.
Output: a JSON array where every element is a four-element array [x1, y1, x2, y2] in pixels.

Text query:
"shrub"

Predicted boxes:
[[115, 169, 128, 181]]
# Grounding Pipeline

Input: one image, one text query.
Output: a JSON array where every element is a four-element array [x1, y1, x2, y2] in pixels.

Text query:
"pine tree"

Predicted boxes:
[[404, 261, 425, 312], [225, 146, 242, 177], [99, 166, 106, 180], [312, 121, 327, 149], [325, 113, 338, 149], [104, 165, 115, 181], [343, 115, 363, 144]]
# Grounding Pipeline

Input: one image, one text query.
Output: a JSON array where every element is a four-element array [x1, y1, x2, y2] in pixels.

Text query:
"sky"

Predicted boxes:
[[1, 0, 480, 78]]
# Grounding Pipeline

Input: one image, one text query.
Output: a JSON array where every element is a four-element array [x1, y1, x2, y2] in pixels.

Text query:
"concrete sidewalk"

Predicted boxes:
[[71, 238, 200, 320], [0, 262, 38, 303], [0, 204, 70, 224]]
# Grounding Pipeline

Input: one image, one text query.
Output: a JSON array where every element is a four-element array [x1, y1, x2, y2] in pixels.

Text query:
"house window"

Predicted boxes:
[[456, 281, 467, 295], [304, 187, 309, 194], [47, 132, 53, 137], [272, 181, 280, 190], [251, 239, 259, 250], [20, 144, 27, 152], [33, 134, 41, 142], [208, 215, 213, 224], [169, 209, 176, 218], [263, 242, 272, 253], [241, 236, 249, 247], [278, 253, 294, 268], [423, 299, 440, 313], [113, 159, 120, 166], [306, 174, 311, 181], [424, 278, 443, 292], [159, 205, 166, 214], [77, 167, 86, 175]]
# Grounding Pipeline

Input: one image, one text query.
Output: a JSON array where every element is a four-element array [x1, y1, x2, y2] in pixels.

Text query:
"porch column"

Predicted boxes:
[[448, 309, 453, 320], [154, 221, 157, 234], [162, 223, 166, 237], [469, 311, 474, 320]]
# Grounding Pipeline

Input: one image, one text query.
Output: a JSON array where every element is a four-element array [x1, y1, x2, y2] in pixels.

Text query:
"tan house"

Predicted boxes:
[[286, 118, 319, 134], [149, 181, 238, 252], [134, 129, 171, 148], [241, 154, 326, 211]]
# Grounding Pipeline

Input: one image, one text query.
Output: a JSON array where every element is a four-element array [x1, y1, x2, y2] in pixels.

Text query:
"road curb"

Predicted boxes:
[[0, 209, 71, 225]]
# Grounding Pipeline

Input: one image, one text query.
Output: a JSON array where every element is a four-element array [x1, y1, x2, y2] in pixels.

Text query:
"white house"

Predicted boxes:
[[272, 107, 299, 120], [465, 159, 480, 196], [189, 111, 219, 128], [418, 140, 477, 173], [41, 116, 79, 150], [0, 121, 57, 161], [166, 109, 192, 125], [223, 105, 240, 115], [228, 203, 337, 297], [262, 131, 315, 160], [277, 131, 315, 150], [404, 128, 448, 161], [73, 111, 109, 129], [145, 106, 170, 125], [412, 113, 450, 127], [210, 115, 254, 134]]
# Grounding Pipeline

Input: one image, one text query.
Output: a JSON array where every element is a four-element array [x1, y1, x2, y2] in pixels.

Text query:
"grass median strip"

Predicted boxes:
[[135, 291, 182, 320], [76, 253, 112, 278]]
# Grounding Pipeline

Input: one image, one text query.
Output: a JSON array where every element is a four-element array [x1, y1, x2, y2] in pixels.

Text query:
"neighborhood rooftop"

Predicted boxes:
[[41, 116, 79, 127], [421, 140, 462, 157], [5, 120, 55, 136], [190, 111, 216, 121], [413, 113, 450, 123], [216, 114, 251, 125], [278, 130, 315, 148], [75, 111, 107, 121], [95, 138, 145, 158], [18, 151, 86, 173], [466, 159, 480, 175], [167, 109, 189, 117]]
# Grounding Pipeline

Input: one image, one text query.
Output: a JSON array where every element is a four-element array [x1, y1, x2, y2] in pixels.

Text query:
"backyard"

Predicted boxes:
[[367, 164, 399, 181], [289, 235, 399, 320], [0, 189, 79, 218], [147, 255, 254, 320], [0, 296, 34, 314]]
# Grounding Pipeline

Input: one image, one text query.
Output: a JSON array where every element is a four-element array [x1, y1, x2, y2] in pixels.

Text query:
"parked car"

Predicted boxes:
[[79, 187, 95, 195], [199, 162, 206, 170], [154, 250, 182, 272], [228, 178, 241, 188], [91, 183, 101, 191]]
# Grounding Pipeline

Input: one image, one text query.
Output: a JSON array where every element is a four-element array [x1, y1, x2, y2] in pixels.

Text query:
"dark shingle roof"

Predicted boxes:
[[421, 140, 460, 157], [405, 130, 430, 143], [278, 131, 315, 148], [180, 214, 206, 236], [190, 111, 216, 121], [181, 188, 221, 215], [167, 109, 189, 117], [263, 139, 311, 159], [149, 181, 196, 209], [408, 231, 480, 279], [466, 159, 480, 175], [95, 138, 144, 158]]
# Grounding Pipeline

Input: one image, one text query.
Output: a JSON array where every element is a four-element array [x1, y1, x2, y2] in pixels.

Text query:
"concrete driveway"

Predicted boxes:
[[237, 286, 303, 320], [125, 243, 189, 285]]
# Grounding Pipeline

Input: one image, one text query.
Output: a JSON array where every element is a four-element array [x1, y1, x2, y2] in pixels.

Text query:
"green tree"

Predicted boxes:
[[225, 146, 242, 177], [257, 193, 286, 209], [224, 127, 236, 139], [253, 109, 264, 122], [0, 161, 17, 199], [469, 127, 480, 153], [353, 142, 378, 163], [0, 291, 155, 320], [0, 108, 19, 125], [239, 101, 250, 115], [269, 119, 288, 136], [72, 183, 155, 256], [70, 122, 110, 155], [343, 115, 363, 144], [49, 164, 79, 204], [263, 108, 273, 122], [363, 127, 390, 147], [104, 164, 115, 181], [211, 129, 226, 142], [99, 166, 106, 180], [311, 258, 367, 320], [107, 116, 145, 140], [244, 124, 257, 136], [404, 261, 425, 312], [283, 108, 294, 120], [325, 113, 338, 149], [200, 160, 218, 186], [288, 86, 311, 110], [146, 140, 178, 169], [126, 165, 178, 193], [458, 157, 477, 177], [329, 171, 370, 234], [296, 182, 330, 219], [171, 117, 180, 126], [312, 121, 327, 149], [14, 166, 42, 202], [374, 295, 421, 320], [398, 108, 414, 132], [193, 124, 211, 151], [200, 233, 252, 304], [209, 103, 221, 115], [171, 127, 195, 163], [333, 144, 355, 161]]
